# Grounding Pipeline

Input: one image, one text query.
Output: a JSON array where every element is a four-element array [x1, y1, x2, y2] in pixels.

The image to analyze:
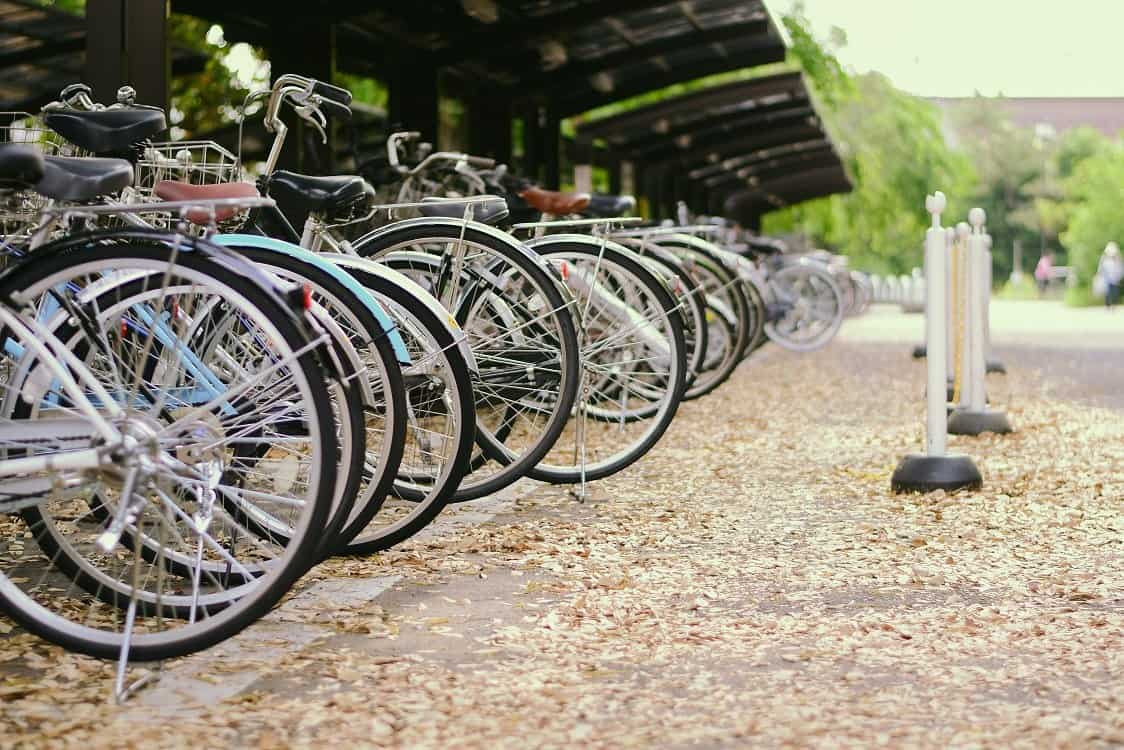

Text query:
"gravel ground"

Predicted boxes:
[[1, 302, 1122, 749]]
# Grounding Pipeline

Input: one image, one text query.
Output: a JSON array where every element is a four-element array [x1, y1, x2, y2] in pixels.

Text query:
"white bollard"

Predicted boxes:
[[927, 201, 951, 457], [955, 222, 973, 408], [902, 267, 925, 313], [945, 226, 956, 386], [967, 216, 987, 411], [948, 208, 1012, 436], [892, 192, 982, 493], [983, 233, 1006, 374]]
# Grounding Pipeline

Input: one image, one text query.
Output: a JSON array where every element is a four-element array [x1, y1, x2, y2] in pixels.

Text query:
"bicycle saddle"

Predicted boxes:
[[267, 171, 374, 218], [519, 186, 591, 215], [36, 155, 132, 201], [417, 196, 509, 226], [583, 193, 636, 218], [0, 144, 45, 190], [154, 180, 261, 224], [44, 108, 167, 154], [745, 236, 787, 255]]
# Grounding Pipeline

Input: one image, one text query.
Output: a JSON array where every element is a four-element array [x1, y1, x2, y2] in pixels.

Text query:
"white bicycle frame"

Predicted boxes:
[[0, 305, 122, 481]]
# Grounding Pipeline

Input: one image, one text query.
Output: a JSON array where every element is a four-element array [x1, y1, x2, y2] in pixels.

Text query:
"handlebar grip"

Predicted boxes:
[[467, 155, 496, 168], [318, 97, 352, 121], [312, 80, 352, 106]]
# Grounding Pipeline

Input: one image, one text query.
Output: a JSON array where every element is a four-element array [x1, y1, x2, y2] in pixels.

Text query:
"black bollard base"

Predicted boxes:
[[986, 358, 1006, 375], [912, 344, 926, 359], [891, 453, 982, 494], [948, 408, 1012, 435]]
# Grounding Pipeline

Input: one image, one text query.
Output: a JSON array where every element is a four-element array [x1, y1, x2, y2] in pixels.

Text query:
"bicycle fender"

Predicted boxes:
[[325, 255, 478, 374], [212, 233, 411, 365]]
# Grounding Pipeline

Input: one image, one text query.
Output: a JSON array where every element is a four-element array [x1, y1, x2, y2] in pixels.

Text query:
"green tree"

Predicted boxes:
[[1060, 142, 1124, 287], [168, 17, 269, 139], [763, 9, 973, 275]]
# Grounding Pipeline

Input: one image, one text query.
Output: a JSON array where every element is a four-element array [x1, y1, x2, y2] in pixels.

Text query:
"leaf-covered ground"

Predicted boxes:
[[2, 307, 1122, 749]]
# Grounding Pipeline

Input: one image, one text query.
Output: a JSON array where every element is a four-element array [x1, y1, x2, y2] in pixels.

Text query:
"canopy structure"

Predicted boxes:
[[171, 0, 786, 182], [1, 0, 837, 223], [575, 71, 851, 225]]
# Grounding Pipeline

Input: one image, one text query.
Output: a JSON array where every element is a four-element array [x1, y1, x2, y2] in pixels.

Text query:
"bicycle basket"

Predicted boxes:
[[129, 140, 250, 233], [0, 113, 88, 242], [134, 140, 240, 196]]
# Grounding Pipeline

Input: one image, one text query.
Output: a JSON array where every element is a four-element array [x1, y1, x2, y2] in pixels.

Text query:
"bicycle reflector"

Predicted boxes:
[[286, 283, 314, 311]]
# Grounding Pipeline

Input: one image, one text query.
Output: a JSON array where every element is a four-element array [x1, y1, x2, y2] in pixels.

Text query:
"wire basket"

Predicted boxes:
[[134, 140, 241, 196], [0, 112, 88, 243], [129, 140, 250, 233], [0, 112, 88, 156]]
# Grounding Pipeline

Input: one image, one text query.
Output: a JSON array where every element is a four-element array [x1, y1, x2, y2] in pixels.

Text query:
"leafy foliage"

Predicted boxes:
[[763, 10, 973, 275], [1060, 142, 1124, 286], [764, 6, 1117, 299], [168, 17, 269, 139]]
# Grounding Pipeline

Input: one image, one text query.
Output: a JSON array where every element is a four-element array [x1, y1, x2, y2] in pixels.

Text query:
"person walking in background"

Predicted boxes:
[[1098, 242, 1124, 309], [1034, 251, 1054, 296]]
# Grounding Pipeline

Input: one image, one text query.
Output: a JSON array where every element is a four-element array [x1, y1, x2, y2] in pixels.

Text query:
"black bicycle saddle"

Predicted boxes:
[[43, 108, 167, 154]]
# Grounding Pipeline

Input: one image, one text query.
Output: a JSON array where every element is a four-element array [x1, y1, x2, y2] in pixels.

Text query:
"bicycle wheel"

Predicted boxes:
[[616, 238, 708, 394], [45, 271, 362, 573], [526, 236, 687, 483], [739, 268, 768, 358], [0, 239, 336, 661], [764, 260, 845, 352], [326, 256, 475, 553], [223, 245, 408, 557], [352, 219, 580, 501], [655, 241, 750, 399]]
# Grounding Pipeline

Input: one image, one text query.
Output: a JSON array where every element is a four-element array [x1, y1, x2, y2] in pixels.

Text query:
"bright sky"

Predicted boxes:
[[767, 0, 1124, 97]]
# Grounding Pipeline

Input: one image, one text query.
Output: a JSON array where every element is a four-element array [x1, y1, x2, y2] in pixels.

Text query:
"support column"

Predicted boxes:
[[642, 167, 663, 220], [268, 20, 336, 173], [572, 135, 593, 194], [388, 53, 439, 145], [660, 168, 678, 221], [521, 104, 543, 183], [543, 106, 561, 189], [467, 95, 512, 163], [620, 160, 635, 197], [607, 154, 621, 195], [85, 0, 169, 111]]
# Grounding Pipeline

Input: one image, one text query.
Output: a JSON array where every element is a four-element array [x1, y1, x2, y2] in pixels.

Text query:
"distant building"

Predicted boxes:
[[929, 97, 1124, 139]]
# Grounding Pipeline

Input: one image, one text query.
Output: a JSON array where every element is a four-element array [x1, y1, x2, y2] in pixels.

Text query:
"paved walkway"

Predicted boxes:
[[844, 300, 1124, 410], [2, 301, 1122, 749]]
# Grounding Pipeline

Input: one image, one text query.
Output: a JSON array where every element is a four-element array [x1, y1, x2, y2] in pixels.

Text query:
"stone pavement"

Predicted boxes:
[[2, 300, 1122, 749]]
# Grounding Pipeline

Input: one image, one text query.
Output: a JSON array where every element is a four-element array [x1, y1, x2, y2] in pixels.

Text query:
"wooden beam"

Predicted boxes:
[[615, 105, 818, 163], [517, 20, 769, 95], [553, 40, 785, 117], [578, 71, 804, 139], [656, 125, 826, 174], [0, 37, 84, 69], [432, 0, 660, 66], [702, 151, 843, 192]]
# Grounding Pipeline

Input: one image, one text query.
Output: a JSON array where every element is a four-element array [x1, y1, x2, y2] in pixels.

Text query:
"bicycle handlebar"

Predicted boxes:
[[312, 80, 352, 107], [465, 155, 496, 168], [316, 96, 351, 121]]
